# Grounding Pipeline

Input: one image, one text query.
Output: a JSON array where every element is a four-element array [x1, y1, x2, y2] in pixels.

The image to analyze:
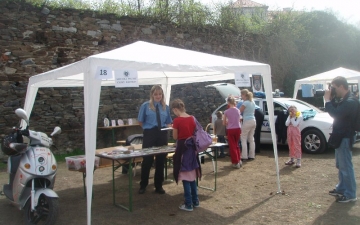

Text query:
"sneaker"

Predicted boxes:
[[336, 195, 357, 203], [285, 160, 295, 165], [193, 201, 200, 208], [179, 204, 193, 211], [329, 189, 342, 196], [236, 162, 241, 169], [295, 162, 301, 168]]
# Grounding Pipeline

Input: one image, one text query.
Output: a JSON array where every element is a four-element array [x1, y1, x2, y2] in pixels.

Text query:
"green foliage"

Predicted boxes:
[[54, 149, 85, 162], [0, 161, 6, 170], [216, 2, 267, 33], [26, 0, 92, 9]]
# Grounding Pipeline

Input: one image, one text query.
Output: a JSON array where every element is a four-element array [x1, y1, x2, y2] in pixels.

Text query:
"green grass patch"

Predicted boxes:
[[54, 149, 85, 162], [0, 161, 7, 170]]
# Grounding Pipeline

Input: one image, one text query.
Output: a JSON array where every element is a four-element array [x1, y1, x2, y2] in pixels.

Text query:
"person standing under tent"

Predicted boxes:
[[284, 105, 303, 168], [137, 85, 173, 194], [223, 95, 242, 169], [254, 105, 265, 153], [171, 99, 202, 212], [324, 76, 357, 203], [237, 101, 264, 154], [239, 89, 256, 161]]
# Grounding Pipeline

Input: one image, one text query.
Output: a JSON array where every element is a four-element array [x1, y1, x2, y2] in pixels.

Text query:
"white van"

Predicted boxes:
[[207, 83, 334, 154]]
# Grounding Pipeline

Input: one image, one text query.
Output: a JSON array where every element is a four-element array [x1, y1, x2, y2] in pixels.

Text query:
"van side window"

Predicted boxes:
[[274, 103, 286, 115], [263, 102, 286, 116]]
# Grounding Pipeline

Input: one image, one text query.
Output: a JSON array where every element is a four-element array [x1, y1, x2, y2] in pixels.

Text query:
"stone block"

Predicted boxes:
[[141, 28, 152, 34], [4, 67, 16, 75]]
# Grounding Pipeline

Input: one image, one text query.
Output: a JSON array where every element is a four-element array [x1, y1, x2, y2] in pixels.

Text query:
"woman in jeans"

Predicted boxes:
[[239, 89, 256, 161]]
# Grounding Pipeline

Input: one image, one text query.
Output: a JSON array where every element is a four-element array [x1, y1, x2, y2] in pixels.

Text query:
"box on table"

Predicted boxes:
[[65, 155, 100, 171], [95, 149, 113, 167], [99, 157, 112, 167]]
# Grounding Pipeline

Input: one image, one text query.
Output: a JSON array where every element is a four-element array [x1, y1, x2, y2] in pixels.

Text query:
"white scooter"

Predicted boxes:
[[2, 108, 61, 225]]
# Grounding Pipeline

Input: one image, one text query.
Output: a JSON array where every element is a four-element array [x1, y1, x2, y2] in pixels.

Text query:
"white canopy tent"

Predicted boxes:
[[23, 41, 279, 224], [293, 67, 360, 98]]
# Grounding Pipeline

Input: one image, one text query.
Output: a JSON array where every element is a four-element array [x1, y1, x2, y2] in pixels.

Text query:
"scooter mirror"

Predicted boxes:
[[15, 108, 29, 125], [51, 126, 62, 136]]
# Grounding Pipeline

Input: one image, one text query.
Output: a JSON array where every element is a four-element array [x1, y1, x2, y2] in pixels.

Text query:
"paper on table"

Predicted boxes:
[[115, 146, 128, 151], [161, 127, 173, 131]]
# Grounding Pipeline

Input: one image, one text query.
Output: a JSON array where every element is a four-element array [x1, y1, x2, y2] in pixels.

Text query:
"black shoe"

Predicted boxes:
[[138, 188, 146, 194], [248, 158, 255, 161], [155, 187, 166, 194], [218, 154, 225, 158], [329, 189, 342, 196]]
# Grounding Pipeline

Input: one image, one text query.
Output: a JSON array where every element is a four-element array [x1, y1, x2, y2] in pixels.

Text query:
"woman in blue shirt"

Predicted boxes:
[[239, 89, 256, 161], [137, 85, 172, 194]]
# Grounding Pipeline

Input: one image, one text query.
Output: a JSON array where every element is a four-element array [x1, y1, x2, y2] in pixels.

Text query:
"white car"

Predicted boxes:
[[207, 83, 334, 154]]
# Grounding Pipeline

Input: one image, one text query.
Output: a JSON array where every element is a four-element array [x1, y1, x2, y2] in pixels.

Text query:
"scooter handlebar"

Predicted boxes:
[[19, 128, 29, 137]]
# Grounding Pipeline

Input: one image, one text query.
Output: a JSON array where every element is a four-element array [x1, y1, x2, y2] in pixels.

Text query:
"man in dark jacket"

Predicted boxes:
[[254, 106, 265, 153], [325, 76, 357, 203]]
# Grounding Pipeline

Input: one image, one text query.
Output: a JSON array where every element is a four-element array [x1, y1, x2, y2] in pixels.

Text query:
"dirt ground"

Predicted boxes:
[[0, 144, 359, 225]]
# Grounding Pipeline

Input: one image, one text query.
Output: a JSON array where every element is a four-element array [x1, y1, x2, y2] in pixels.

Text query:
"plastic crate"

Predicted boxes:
[[65, 155, 100, 171]]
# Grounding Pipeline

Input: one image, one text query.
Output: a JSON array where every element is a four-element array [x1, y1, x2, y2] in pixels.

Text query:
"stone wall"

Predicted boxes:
[[0, 1, 247, 155]]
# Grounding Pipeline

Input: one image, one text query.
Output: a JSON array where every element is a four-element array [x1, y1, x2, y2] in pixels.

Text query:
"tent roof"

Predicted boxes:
[[293, 67, 360, 98], [296, 67, 360, 83], [29, 41, 270, 88]]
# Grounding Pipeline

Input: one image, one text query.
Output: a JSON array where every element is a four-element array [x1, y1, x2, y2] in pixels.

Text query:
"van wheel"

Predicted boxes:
[[301, 129, 326, 154]]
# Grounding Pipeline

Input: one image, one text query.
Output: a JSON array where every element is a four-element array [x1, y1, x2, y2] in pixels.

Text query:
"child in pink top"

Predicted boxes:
[[223, 95, 242, 169]]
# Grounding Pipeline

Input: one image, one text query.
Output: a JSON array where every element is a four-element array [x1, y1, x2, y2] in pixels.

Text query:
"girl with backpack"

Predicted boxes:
[[171, 99, 202, 212]]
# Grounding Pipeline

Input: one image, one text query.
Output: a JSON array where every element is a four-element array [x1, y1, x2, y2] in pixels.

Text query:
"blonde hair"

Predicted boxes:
[[227, 95, 236, 105], [241, 89, 253, 101], [149, 85, 166, 111], [170, 99, 186, 112], [288, 105, 297, 112]]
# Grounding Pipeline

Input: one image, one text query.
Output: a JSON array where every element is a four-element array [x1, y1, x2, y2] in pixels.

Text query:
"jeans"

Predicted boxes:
[[335, 138, 357, 199], [182, 180, 198, 207]]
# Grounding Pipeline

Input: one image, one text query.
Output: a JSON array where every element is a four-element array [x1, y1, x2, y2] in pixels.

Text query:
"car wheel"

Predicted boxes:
[[301, 129, 326, 154]]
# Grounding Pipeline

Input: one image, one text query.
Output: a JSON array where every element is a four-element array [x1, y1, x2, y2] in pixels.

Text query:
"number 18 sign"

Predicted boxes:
[[95, 66, 113, 80]]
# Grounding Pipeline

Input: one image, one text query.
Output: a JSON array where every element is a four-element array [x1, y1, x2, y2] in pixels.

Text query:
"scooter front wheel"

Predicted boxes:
[[24, 194, 59, 225]]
